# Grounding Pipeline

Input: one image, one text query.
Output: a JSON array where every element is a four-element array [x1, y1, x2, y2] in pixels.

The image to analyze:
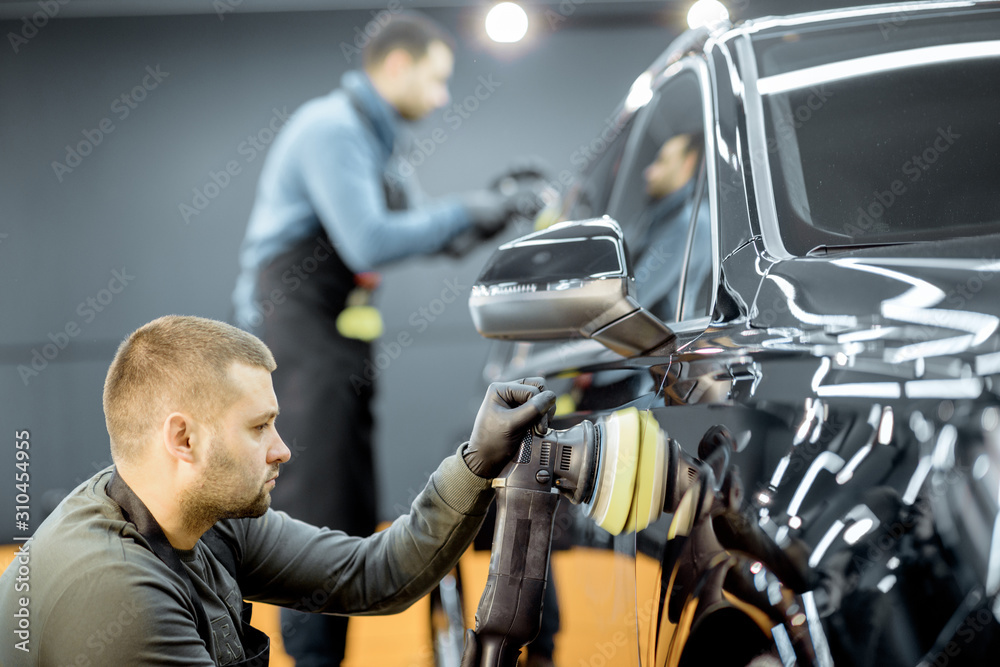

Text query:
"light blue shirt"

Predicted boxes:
[[633, 180, 712, 322], [233, 71, 470, 327]]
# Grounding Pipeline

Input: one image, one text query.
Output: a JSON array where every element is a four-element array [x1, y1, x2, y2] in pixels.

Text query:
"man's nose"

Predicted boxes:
[[436, 86, 450, 109], [270, 433, 292, 464]]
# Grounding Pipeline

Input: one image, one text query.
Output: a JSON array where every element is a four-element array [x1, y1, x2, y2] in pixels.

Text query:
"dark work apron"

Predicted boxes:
[[255, 227, 379, 534], [106, 471, 270, 666], [254, 87, 409, 534]]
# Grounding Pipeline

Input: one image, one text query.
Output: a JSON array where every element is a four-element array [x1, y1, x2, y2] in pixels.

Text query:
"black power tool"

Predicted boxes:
[[460, 408, 702, 667]]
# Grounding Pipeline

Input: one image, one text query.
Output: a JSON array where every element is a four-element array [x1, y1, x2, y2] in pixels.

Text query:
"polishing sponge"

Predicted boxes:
[[623, 410, 667, 533], [589, 407, 640, 535]]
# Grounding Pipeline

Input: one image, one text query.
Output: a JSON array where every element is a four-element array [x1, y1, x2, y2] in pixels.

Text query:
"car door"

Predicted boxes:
[[542, 55, 727, 666]]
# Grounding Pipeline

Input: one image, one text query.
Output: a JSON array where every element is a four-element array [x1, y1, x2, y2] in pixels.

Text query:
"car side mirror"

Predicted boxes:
[[469, 217, 676, 357]]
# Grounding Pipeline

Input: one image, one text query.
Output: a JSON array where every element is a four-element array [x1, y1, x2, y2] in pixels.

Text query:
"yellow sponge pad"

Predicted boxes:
[[591, 407, 640, 535]]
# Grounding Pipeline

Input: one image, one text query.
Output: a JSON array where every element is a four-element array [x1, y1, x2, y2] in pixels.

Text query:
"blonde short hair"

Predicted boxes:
[[103, 315, 276, 465]]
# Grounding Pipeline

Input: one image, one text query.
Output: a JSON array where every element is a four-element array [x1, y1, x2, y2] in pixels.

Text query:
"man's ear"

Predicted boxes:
[[381, 47, 415, 78], [162, 412, 199, 464]]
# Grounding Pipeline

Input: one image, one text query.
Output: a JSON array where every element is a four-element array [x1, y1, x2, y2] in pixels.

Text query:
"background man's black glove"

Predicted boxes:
[[463, 377, 557, 479], [457, 189, 516, 238], [491, 159, 553, 227], [490, 157, 550, 193]]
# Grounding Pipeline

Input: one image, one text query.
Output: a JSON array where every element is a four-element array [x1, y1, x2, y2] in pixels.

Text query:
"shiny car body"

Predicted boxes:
[[472, 3, 1000, 665]]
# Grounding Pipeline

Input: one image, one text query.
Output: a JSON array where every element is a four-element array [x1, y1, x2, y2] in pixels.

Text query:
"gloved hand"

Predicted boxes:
[[464, 377, 557, 478], [457, 189, 515, 239], [506, 183, 549, 223], [491, 158, 552, 226], [459, 629, 480, 667], [490, 156, 551, 195]]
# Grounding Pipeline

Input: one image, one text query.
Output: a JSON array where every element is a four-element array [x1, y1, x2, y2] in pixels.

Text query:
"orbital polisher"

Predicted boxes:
[[461, 407, 703, 667]]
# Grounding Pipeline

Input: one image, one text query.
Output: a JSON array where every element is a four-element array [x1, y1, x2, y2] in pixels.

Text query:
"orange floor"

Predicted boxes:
[[1, 542, 660, 666]]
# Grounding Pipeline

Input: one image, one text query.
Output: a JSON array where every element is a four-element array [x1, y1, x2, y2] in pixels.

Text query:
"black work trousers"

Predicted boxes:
[[255, 241, 378, 666]]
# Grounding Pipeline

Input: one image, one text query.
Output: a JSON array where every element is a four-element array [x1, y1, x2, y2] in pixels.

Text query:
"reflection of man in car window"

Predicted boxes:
[[633, 132, 712, 322]]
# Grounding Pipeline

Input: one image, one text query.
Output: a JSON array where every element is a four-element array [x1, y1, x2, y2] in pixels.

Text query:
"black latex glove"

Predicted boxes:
[[459, 629, 480, 667], [464, 377, 557, 479], [492, 159, 552, 224], [457, 189, 514, 237], [490, 156, 551, 193], [507, 183, 548, 222]]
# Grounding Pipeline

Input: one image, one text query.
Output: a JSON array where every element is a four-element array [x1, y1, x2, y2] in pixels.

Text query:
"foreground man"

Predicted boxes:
[[0, 315, 555, 666]]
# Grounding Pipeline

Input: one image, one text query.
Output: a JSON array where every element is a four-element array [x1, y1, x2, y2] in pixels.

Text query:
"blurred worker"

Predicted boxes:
[[0, 315, 557, 666], [230, 12, 531, 665], [634, 132, 711, 321]]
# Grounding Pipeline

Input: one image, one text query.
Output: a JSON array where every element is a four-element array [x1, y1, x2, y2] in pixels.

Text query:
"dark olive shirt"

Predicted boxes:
[[0, 449, 491, 666]]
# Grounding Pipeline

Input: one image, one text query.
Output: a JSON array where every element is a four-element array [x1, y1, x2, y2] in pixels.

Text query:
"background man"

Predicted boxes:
[[230, 12, 532, 663], [633, 132, 711, 321], [0, 315, 555, 666]]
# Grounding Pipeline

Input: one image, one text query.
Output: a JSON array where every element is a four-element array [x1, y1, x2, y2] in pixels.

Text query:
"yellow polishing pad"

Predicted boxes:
[[591, 407, 640, 536], [624, 411, 666, 534], [336, 305, 384, 342]]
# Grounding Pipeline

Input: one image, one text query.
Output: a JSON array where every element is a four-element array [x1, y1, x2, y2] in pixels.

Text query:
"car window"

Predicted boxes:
[[608, 69, 709, 324], [563, 115, 635, 221], [677, 165, 713, 322], [753, 10, 1000, 255]]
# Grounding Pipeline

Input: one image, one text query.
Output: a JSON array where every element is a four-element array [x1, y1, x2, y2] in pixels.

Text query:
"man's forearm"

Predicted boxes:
[[237, 448, 492, 614]]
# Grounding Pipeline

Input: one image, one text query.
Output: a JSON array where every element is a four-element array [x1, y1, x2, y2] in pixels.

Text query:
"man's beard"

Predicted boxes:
[[180, 439, 277, 533]]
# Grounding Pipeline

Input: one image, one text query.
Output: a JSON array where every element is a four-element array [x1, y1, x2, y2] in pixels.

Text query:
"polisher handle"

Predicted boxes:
[[472, 430, 562, 667], [475, 484, 560, 667]]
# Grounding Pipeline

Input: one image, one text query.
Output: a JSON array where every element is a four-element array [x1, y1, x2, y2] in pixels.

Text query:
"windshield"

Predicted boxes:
[[753, 10, 1000, 255]]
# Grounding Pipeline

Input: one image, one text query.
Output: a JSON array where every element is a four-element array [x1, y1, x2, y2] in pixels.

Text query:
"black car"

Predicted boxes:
[[467, 3, 1000, 666]]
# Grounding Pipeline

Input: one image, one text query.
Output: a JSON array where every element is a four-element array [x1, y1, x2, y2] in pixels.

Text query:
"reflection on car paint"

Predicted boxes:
[[474, 3, 1000, 665]]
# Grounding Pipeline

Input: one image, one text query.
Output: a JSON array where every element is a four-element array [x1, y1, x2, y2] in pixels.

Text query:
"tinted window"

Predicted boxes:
[[564, 115, 635, 221], [476, 237, 623, 285], [614, 70, 710, 323], [678, 165, 713, 321], [762, 55, 1000, 255], [752, 8, 1000, 256]]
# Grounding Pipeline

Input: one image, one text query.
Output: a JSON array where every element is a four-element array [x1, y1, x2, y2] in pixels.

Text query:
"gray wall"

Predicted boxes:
[[0, 7, 675, 527]]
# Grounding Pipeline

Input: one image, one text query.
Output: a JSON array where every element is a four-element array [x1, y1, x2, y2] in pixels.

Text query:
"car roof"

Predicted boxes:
[[736, 0, 989, 36]]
